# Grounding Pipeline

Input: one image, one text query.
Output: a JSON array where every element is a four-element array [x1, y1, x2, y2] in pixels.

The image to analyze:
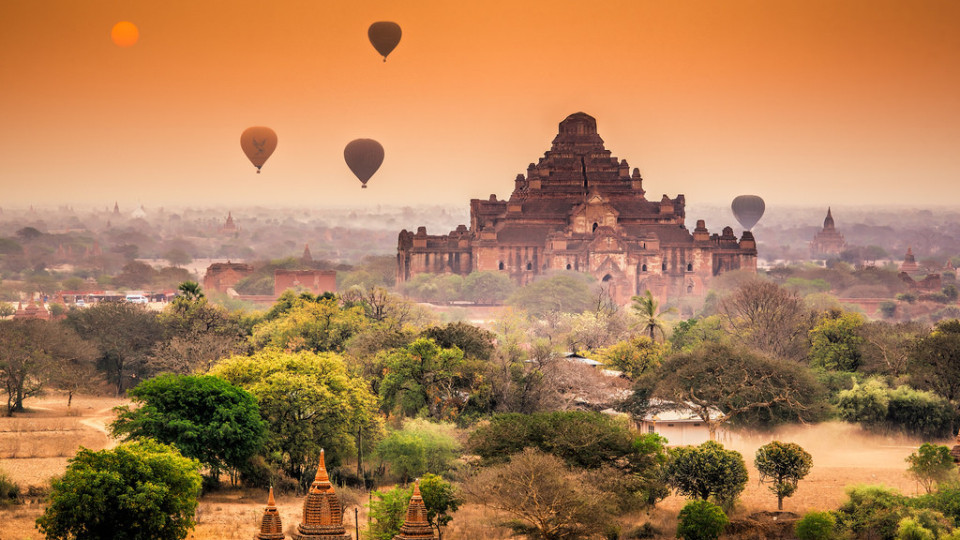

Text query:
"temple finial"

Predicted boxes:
[[315, 448, 329, 482]]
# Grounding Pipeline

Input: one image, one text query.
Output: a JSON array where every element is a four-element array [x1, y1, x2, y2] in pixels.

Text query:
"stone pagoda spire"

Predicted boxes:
[[823, 207, 835, 229], [293, 450, 351, 540], [255, 487, 285, 540], [392, 482, 435, 540]]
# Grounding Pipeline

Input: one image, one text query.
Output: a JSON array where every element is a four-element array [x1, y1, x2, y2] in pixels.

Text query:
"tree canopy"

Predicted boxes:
[[111, 374, 265, 483], [650, 342, 828, 437], [0, 319, 95, 414], [378, 338, 467, 420], [210, 349, 382, 482], [666, 440, 748, 508], [36, 439, 202, 540], [754, 441, 813, 510], [65, 302, 164, 395]]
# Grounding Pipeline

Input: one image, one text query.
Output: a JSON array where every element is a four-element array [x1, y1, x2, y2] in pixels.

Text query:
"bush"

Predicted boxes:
[[906, 444, 957, 494], [367, 485, 413, 540], [837, 379, 889, 426], [677, 500, 728, 540], [0, 468, 21, 506], [913, 486, 960, 525], [36, 440, 202, 540], [887, 386, 957, 439], [835, 485, 910, 539], [666, 441, 748, 510], [795, 511, 836, 540], [375, 419, 461, 483], [896, 518, 934, 540]]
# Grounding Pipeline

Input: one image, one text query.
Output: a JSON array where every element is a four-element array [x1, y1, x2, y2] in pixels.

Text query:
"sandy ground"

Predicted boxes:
[[0, 394, 943, 539]]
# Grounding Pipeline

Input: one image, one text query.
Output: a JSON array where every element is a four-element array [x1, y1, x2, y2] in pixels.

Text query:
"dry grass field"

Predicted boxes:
[[0, 394, 943, 540]]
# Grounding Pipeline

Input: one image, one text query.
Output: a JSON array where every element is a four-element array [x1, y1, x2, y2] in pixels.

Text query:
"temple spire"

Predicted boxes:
[[255, 487, 285, 540], [392, 480, 435, 539], [291, 449, 350, 539]]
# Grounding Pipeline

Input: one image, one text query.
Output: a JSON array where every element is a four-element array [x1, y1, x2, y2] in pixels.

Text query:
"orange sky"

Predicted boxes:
[[2, 0, 959, 210]]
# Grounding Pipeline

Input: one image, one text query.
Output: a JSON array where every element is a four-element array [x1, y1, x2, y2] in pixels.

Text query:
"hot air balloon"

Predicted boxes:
[[368, 22, 402, 61], [344, 139, 384, 189], [731, 195, 765, 230], [240, 127, 278, 173]]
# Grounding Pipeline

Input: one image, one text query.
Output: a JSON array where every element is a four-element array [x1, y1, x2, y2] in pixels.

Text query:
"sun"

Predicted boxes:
[[111, 21, 139, 48]]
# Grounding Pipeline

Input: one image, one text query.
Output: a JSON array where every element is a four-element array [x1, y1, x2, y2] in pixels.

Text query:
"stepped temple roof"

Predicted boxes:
[[392, 482, 435, 540], [255, 487, 285, 540], [292, 450, 351, 540]]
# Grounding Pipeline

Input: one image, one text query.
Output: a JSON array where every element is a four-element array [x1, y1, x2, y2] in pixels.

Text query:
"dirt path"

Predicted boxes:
[[78, 407, 119, 450]]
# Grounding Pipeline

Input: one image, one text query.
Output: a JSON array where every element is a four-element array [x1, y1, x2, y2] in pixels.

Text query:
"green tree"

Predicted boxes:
[[375, 419, 461, 483], [833, 485, 930, 540], [809, 310, 865, 371], [795, 511, 837, 540], [251, 296, 366, 353], [598, 336, 665, 379], [676, 499, 728, 540], [421, 321, 496, 361], [367, 484, 413, 540], [379, 338, 466, 420], [896, 518, 936, 540], [666, 441, 748, 509], [36, 439, 202, 540], [669, 316, 728, 353], [836, 378, 890, 427], [468, 411, 669, 506], [631, 290, 672, 341], [887, 385, 957, 439], [907, 444, 957, 494], [110, 374, 265, 484], [754, 441, 813, 510], [858, 321, 925, 376], [210, 350, 382, 483], [176, 280, 203, 300], [419, 473, 463, 540], [652, 343, 828, 438], [910, 320, 960, 433]]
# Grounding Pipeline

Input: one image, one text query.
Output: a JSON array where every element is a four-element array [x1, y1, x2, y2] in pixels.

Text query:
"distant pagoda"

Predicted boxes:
[[392, 482, 435, 540], [809, 207, 846, 257], [292, 450, 351, 540]]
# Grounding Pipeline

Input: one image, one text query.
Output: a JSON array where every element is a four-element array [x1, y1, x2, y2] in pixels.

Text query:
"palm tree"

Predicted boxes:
[[177, 281, 204, 301], [631, 290, 672, 341]]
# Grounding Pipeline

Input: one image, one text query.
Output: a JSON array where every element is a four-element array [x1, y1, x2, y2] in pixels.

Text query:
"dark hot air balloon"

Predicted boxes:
[[344, 139, 384, 189], [368, 22, 401, 61], [731, 195, 765, 230], [240, 127, 278, 173]]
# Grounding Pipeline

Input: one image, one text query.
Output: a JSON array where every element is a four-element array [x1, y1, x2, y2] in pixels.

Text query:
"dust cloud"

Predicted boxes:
[[728, 421, 948, 470]]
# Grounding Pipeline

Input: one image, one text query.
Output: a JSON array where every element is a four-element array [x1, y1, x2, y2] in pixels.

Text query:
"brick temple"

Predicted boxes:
[[809, 207, 846, 257], [397, 112, 757, 305]]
